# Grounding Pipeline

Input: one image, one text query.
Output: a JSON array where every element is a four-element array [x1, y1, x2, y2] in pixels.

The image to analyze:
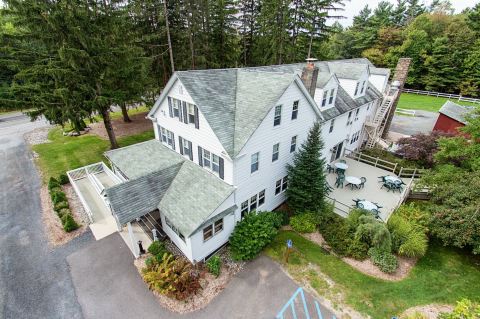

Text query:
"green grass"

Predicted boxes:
[[265, 231, 480, 319], [397, 93, 478, 112], [33, 127, 154, 182]]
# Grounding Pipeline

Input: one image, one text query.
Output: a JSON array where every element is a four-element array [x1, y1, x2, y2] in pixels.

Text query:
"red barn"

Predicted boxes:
[[433, 101, 472, 134]]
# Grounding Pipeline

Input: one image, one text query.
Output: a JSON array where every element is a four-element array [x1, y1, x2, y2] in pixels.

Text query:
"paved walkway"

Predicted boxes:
[[68, 233, 334, 319], [391, 110, 437, 136]]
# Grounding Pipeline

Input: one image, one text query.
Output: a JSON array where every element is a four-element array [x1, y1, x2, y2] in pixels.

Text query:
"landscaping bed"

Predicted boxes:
[[134, 244, 244, 314], [89, 111, 152, 139]]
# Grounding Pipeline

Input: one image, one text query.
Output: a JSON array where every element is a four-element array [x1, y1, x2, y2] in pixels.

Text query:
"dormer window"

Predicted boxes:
[[328, 88, 335, 105], [274, 105, 282, 126], [354, 82, 360, 95], [322, 93, 327, 107], [360, 81, 366, 94]]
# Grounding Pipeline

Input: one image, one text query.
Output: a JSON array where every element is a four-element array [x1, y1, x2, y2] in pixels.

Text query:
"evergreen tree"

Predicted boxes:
[[286, 122, 327, 214], [423, 37, 457, 92]]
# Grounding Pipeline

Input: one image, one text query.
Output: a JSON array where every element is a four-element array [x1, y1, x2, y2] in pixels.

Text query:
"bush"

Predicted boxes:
[[396, 203, 430, 234], [49, 186, 62, 194], [290, 212, 317, 233], [206, 255, 221, 277], [368, 247, 398, 273], [54, 201, 69, 212], [51, 191, 67, 205], [142, 254, 201, 300], [275, 210, 290, 226], [261, 211, 283, 229], [229, 211, 279, 261], [48, 177, 60, 191], [62, 214, 79, 232], [318, 210, 353, 256], [439, 299, 480, 319], [347, 239, 369, 260], [148, 241, 167, 257], [57, 208, 71, 219], [388, 214, 428, 258], [355, 215, 392, 253], [58, 174, 69, 185]]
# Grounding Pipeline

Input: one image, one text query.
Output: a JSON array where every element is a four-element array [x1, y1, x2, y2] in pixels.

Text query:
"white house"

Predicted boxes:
[[71, 58, 390, 263]]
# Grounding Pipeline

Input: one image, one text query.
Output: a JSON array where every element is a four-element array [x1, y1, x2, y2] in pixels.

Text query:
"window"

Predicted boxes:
[[258, 190, 265, 206], [361, 81, 366, 93], [291, 101, 299, 120], [328, 88, 335, 104], [179, 136, 192, 159], [354, 82, 360, 95], [251, 152, 259, 173], [274, 105, 282, 126], [329, 119, 335, 133], [165, 217, 185, 242], [350, 131, 361, 144], [187, 103, 195, 124], [203, 218, 224, 241], [159, 126, 175, 149], [290, 135, 297, 153], [173, 99, 180, 117], [355, 108, 360, 121], [249, 194, 258, 211], [201, 148, 221, 175], [367, 102, 371, 111], [241, 190, 265, 218], [275, 176, 288, 195], [272, 143, 280, 162], [179, 85, 183, 95], [347, 111, 352, 125], [322, 92, 327, 107]]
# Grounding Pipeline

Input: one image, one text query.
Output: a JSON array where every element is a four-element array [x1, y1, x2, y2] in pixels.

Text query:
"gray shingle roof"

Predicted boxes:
[[176, 69, 296, 157], [439, 101, 473, 124], [326, 62, 368, 80], [104, 140, 235, 234], [104, 140, 183, 179], [105, 164, 181, 225], [158, 160, 235, 237]]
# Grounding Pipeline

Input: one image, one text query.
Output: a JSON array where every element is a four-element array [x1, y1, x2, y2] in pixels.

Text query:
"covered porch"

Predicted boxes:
[[326, 157, 412, 221]]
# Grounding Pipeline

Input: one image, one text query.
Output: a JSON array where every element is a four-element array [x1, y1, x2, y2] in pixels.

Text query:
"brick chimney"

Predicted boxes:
[[382, 58, 411, 139], [301, 58, 319, 98]]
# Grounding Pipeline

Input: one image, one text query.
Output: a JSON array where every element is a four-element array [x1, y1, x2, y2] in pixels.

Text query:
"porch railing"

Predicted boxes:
[[344, 149, 427, 179], [326, 196, 351, 218]]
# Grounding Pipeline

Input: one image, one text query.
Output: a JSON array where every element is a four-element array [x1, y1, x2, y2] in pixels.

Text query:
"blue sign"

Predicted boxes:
[[287, 239, 293, 248]]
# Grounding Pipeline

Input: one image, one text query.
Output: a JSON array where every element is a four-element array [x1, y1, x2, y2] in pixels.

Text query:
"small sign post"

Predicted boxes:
[[285, 239, 293, 263]]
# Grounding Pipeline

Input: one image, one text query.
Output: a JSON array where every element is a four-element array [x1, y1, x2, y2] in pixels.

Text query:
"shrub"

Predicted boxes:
[[261, 211, 284, 229], [275, 210, 290, 226], [388, 214, 428, 258], [48, 177, 60, 191], [368, 247, 398, 273], [229, 211, 279, 261], [49, 186, 62, 194], [142, 254, 201, 300], [290, 212, 317, 233], [148, 241, 167, 257], [57, 208, 71, 219], [355, 215, 392, 253], [206, 255, 221, 277], [51, 191, 67, 205], [54, 201, 69, 212], [439, 299, 480, 319], [318, 210, 353, 256], [58, 174, 69, 185], [62, 214, 79, 232], [347, 238, 369, 260], [395, 203, 430, 233]]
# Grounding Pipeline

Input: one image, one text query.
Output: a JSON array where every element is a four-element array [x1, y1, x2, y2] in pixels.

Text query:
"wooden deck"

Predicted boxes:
[[326, 157, 411, 221]]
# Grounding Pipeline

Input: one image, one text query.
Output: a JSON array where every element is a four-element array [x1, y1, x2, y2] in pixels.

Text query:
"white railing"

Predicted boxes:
[[402, 89, 480, 104], [395, 108, 416, 116], [326, 196, 352, 218], [67, 173, 94, 223]]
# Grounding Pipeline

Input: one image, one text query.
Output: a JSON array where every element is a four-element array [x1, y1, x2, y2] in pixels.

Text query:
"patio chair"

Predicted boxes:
[[352, 199, 361, 207], [381, 181, 395, 192], [336, 168, 345, 175], [373, 203, 383, 209], [372, 209, 381, 219], [326, 164, 335, 173], [339, 159, 347, 164], [359, 177, 367, 189], [377, 176, 386, 183], [325, 183, 334, 194], [335, 175, 345, 188]]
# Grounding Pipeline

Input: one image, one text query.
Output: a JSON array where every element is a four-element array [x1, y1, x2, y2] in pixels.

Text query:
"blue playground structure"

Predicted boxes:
[[276, 287, 335, 319]]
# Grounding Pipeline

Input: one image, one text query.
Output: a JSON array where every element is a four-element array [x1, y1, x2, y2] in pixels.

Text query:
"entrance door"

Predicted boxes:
[[330, 141, 344, 162]]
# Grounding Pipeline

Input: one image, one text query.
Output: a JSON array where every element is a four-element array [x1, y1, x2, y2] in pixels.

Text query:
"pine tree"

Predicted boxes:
[[286, 122, 327, 214]]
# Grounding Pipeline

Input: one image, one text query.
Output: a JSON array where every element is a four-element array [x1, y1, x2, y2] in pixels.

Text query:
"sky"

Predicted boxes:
[[332, 0, 478, 27]]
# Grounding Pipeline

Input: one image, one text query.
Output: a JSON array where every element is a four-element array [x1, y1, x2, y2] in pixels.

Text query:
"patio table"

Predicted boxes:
[[357, 200, 378, 211], [334, 162, 348, 170], [384, 175, 402, 184], [345, 176, 361, 189]]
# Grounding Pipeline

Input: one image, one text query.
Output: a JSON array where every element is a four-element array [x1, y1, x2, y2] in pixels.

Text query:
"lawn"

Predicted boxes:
[[33, 127, 154, 182], [397, 93, 478, 113], [265, 231, 480, 319]]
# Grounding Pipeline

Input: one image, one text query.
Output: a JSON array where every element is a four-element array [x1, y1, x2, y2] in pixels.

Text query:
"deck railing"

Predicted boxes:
[[326, 196, 352, 218], [345, 149, 427, 179]]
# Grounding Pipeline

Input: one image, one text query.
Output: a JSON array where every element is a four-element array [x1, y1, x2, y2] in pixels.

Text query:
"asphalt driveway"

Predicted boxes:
[[0, 113, 93, 319], [68, 233, 334, 319], [390, 110, 438, 136]]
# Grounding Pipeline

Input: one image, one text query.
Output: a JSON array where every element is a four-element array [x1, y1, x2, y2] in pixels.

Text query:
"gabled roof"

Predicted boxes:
[[158, 160, 235, 237], [104, 140, 183, 179], [149, 69, 320, 157], [104, 140, 234, 235], [105, 164, 181, 225], [439, 101, 473, 125], [327, 62, 369, 80]]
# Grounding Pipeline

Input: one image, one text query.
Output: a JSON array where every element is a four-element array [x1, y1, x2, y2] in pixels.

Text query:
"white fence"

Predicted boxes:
[[395, 108, 416, 116], [402, 88, 480, 104]]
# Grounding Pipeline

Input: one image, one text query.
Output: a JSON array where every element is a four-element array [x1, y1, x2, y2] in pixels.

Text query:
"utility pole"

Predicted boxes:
[[163, 0, 175, 73]]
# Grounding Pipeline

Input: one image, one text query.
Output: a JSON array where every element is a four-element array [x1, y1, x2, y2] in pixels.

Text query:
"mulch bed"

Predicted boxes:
[[89, 112, 152, 139]]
